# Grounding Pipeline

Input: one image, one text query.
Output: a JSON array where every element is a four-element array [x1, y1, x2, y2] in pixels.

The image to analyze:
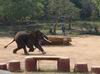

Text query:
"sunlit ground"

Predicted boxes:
[[0, 35, 100, 74]]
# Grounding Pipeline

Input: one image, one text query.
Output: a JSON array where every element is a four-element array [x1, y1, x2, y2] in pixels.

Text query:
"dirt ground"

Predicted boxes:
[[0, 35, 100, 74]]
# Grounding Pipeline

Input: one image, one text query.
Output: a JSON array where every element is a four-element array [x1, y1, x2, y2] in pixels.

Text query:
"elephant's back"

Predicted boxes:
[[14, 31, 29, 41]]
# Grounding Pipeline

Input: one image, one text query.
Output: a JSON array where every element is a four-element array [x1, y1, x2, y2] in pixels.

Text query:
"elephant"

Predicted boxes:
[[4, 30, 51, 55]]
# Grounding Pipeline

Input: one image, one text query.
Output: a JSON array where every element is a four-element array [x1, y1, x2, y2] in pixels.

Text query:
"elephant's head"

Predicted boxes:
[[36, 30, 51, 43], [30, 30, 51, 43]]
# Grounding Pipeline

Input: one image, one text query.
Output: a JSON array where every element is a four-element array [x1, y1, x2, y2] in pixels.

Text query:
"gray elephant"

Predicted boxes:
[[4, 30, 51, 55]]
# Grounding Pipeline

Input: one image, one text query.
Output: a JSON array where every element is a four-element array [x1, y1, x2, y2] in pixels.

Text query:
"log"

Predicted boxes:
[[42, 35, 72, 45]]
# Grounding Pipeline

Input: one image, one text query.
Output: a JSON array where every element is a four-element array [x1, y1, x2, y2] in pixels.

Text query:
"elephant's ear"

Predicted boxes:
[[29, 31, 36, 39], [30, 30, 41, 39], [35, 30, 44, 40], [36, 30, 48, 39], [35, 30, 41, 37]]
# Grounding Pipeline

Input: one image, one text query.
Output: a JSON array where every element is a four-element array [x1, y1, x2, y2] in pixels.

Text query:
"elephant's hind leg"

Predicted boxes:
[[13, 47, 21, 54], [23, 47, 29, 55], [27, 44, 35, 52], [29, 48, 35, 52]]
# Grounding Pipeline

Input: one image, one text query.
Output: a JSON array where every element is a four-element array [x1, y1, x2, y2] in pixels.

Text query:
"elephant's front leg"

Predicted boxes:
[[28, 47, 35, 52], [34, 43, 46, 54]]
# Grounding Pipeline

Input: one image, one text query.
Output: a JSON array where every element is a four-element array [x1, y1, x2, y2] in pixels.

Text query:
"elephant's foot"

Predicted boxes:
[[24, 53, 29, 55], [29, 49, 34, 52], [42, 51, 46, 54], [13, 50, 17, 54]]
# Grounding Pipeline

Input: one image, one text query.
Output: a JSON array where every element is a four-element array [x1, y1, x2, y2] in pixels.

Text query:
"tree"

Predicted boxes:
[[70, 0, 82, 9], [0, 0, 44, 25], [46, 0, 80, 31], [71, 0, 98, 20], [91, 0, 100, 17], [47, 0, 80, 21], [80, 0, 94, 20], [42, 0, 49, 20]]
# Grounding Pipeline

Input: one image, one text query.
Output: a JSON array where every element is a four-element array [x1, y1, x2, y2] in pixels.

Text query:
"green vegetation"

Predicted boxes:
[[0, 0, 100, 36]]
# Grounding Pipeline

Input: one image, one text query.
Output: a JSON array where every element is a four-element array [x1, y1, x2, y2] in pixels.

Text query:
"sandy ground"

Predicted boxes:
[[0, 35, 100, 74]]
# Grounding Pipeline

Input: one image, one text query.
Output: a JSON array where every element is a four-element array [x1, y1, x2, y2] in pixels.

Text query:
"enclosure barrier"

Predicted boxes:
[[0, 63, 7, 70], [0, 56, 100, 73], [25, 57, 37, 71], [57, 57, 70, 72], [25, 56, 70, 72], [74, 62, 88, 73], [8, 60, 21, 72], [91, 66, 100, 74]]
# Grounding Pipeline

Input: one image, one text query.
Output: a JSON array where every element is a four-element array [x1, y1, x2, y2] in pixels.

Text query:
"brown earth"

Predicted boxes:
[[0, 35, 100, 74]]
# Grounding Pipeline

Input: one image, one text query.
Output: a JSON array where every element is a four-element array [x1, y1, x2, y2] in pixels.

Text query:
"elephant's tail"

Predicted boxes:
[[4, 39, 15, 48]]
